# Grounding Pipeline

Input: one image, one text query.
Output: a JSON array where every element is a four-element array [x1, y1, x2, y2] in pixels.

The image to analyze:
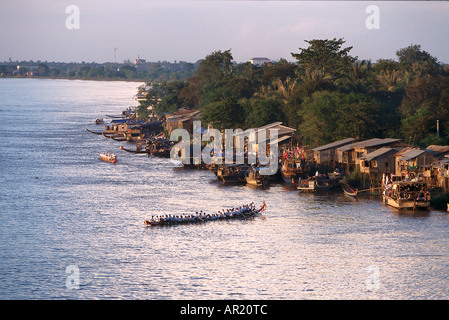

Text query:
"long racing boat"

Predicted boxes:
[[144, 201, 266, 226]]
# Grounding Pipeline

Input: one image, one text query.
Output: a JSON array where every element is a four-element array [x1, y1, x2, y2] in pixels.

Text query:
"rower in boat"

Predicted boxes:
[[144, 202, 265, 226]]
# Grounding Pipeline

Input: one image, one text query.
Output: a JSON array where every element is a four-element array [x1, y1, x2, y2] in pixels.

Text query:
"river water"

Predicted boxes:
[[1, 78, 449, 300]]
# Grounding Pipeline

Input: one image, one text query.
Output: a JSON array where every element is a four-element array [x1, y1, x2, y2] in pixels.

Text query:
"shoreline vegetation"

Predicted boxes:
[[132, 39, 449, 150], [0, 59, 199, 82]]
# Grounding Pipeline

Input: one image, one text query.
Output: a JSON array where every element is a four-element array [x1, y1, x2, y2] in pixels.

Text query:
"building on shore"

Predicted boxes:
[[312, 138, 356, 166], [394, 147, 436, 178], [336, 138, 401, 172], [164, 108, 201, 134], [359, 147, 398, 176]]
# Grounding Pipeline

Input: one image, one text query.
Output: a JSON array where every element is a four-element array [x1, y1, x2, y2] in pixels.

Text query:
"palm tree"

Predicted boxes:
[[334, 60, 382, 94], [376, 69, 403, 92], [272, 77, 298, 104]]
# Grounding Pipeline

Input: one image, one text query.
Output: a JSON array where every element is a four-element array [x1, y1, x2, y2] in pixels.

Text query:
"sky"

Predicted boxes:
[[1, 1, 449, 64]]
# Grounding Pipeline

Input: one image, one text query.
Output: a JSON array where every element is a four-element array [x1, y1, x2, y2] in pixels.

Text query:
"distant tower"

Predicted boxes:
[[114, 47, 117, 65]]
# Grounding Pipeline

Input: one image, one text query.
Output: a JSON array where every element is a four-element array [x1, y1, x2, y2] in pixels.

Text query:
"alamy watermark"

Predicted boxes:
[[365, 265, 380, 291], [66, 265, 80, 290], [65, 5, 80, 30], [170, 121, 279, 176], [365, 5, 380, 30]]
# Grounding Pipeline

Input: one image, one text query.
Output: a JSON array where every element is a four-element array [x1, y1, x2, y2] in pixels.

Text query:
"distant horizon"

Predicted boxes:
[[2, 53, 448, 66]]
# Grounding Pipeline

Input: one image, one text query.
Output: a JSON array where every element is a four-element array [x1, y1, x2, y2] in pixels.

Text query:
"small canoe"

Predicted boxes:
[[342, 183, 357, 197], [99, 152, 117, 164]]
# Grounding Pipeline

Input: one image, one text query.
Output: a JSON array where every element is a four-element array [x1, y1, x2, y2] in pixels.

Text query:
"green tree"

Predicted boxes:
[[291, 38, 356, 82], [246, 97, 283, 128], [37, 63, 50, 76], [298, 91, 379, 147], [396, 44, 440, 75], [139, 80, 188, 118], [399, 76, 449, 144], [199, 81, 245, 129], [195, 49, 233, 85], [178, 49, 234, 108]]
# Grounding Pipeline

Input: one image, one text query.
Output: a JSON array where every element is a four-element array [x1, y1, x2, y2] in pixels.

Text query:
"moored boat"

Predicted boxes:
[[342, 183, 358, 197], [281, 158, 307, 185], [245, 166, 268, 187], [85, 127, 106, 135], [216, 164, 249, 183], [99, 152, 117, 164], [297, 173, 342, 192], [120, 145, 148, 154], [382, 180, 430, 210]]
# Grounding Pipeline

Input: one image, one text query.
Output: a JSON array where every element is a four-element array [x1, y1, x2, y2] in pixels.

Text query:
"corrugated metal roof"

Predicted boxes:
[[312, 138, 356, 151], [399, 149, 426, 161], [337, 138, 381, 152], [426, 145, 449, 152], [360, 147, 395, 161], [425, 145, 449, 156], [337, 138, 400, 152], [394, 147, 416, 157], [233, 122, 296, 137]]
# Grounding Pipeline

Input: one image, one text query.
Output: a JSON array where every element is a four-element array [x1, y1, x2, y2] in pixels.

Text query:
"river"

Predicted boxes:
[[1, 78, 449, 300]]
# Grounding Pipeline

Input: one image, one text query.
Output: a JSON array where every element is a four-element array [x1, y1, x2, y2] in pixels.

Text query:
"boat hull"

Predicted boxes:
[[382, 195, 430, 210], [297, 177, 341, 192], [281, 172, 297, 185], [342, 183, 357, 197], [245, 177, 267, 187]]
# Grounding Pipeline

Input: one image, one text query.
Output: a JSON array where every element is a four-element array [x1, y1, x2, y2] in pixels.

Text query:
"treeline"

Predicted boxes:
[[0, 60, 198, 82], [139, 38, 449, 148]]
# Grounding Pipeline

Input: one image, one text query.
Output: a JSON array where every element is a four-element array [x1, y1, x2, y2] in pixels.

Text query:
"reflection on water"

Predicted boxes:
[[1, 79, 449, 300]]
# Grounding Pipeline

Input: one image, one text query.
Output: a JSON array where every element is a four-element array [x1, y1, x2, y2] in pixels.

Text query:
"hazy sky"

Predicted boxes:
[[1, 1, 448, 64]]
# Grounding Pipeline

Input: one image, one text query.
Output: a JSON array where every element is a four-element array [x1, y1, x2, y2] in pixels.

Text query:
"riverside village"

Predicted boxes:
[[87, 96, 449, 218], [84, 42, 449, 219]]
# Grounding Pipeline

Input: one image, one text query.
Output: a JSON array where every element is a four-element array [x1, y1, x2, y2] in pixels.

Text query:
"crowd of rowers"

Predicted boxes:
[[145, 202, 259, 226]]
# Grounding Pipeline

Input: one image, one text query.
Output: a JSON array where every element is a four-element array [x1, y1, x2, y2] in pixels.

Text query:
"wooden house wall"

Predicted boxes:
[[359, 154, 396, 175]]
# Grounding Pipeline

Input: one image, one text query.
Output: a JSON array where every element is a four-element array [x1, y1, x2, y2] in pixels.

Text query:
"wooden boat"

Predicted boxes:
[[281, 158, 307, 185], [382, 180, 430, 210], [245, 166, 268, 187], [144, 201, 266, 226], [85, 127, 107, 135], [120, 145, 148, 154], [342, 183, 358, 197], [106, 114, 126, 119], [216, 164, 249, 183], [99, 152, 117, 164], [146, 139, 174, 158], [297, 173, 342, 192], [102, 132, 126, 141], [95, 117, 104, 125]]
